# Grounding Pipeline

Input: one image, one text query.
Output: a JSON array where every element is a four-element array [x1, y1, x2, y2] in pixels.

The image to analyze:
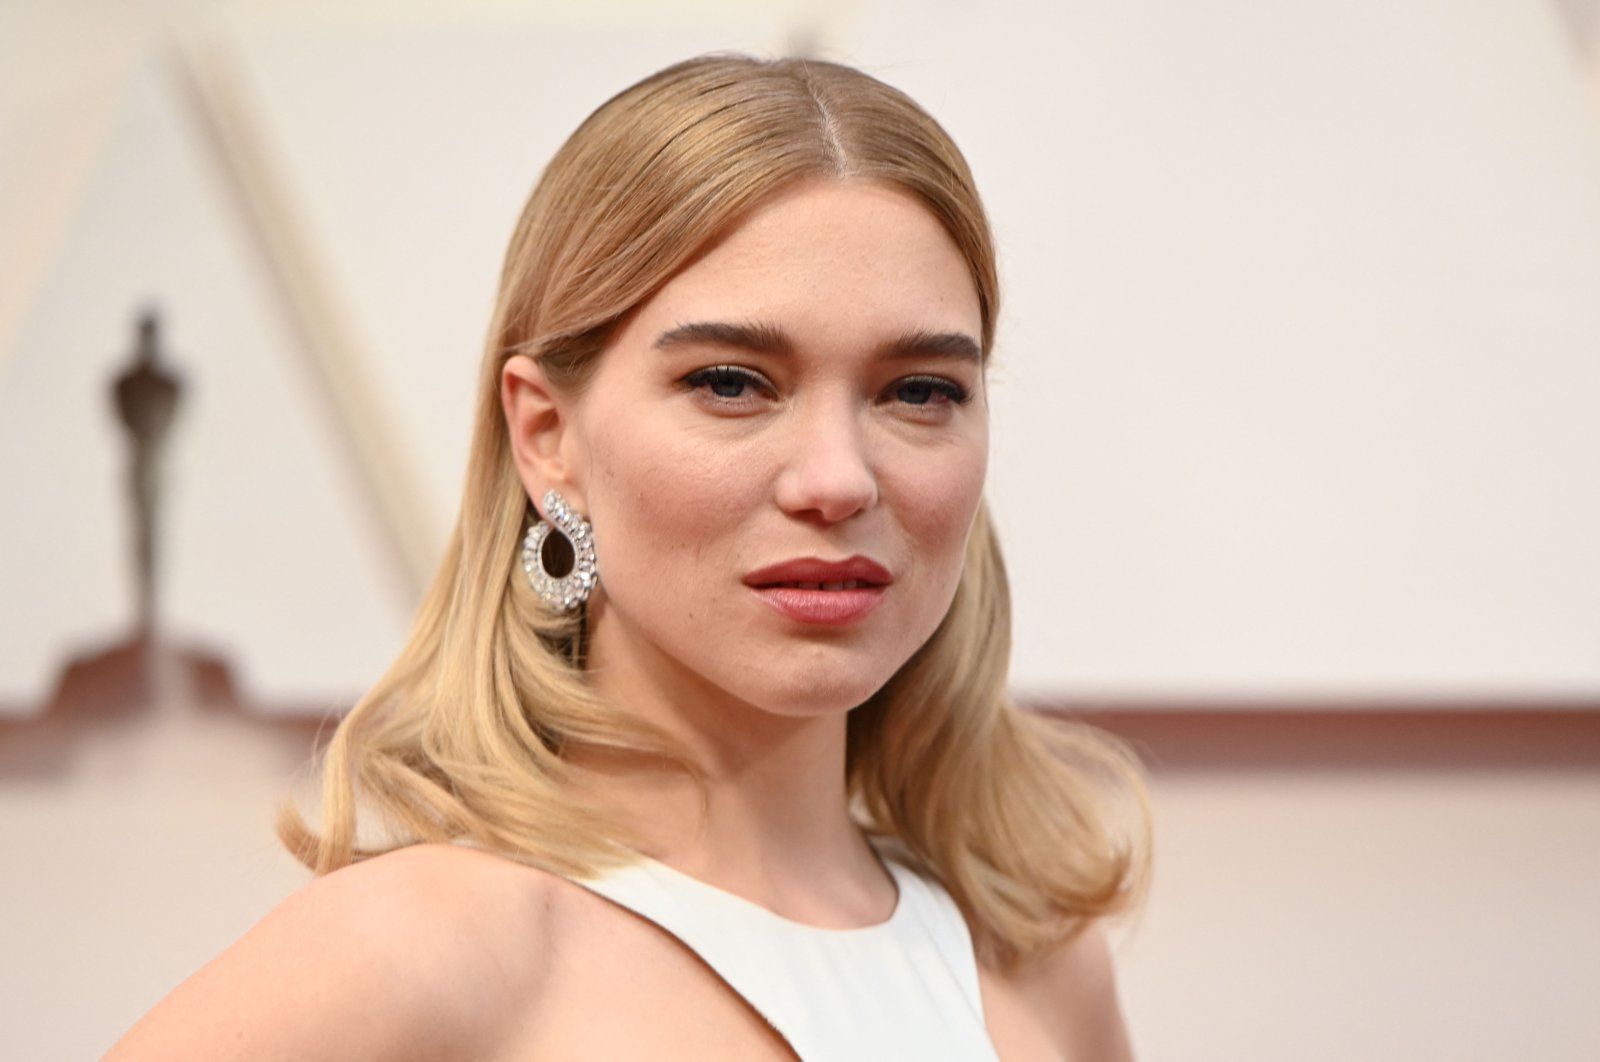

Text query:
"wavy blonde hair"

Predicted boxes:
[[282, 54, 1149, 966]]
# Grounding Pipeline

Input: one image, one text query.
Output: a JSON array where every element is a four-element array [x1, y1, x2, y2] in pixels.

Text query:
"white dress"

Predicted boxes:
[[572, 852, 1003, 1060]]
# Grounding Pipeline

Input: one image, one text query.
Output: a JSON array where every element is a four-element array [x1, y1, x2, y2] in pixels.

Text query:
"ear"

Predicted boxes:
[[501, 354, 587, 513]]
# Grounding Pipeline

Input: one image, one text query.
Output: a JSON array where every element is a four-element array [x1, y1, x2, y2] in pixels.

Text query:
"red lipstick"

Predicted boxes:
[[742, 556, 892, 626]]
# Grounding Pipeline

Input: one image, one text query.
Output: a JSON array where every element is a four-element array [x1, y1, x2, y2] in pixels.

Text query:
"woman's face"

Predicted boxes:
[[543, 180, 987, 719]]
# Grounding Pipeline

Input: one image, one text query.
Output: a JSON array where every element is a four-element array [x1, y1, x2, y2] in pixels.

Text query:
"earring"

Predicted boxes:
[[522, 489, 597, 612]]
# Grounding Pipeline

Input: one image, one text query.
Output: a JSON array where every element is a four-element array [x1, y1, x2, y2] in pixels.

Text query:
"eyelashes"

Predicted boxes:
[[890, 375, 970, 407], [680, 365, 972, 410], [682, 365, 772, 401]]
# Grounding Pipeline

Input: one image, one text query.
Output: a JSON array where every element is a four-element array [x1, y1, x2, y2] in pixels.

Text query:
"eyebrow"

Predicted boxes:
[[882, 328, 983, 364], [653, 320, 982, 363], [654, 320, 792, 356]]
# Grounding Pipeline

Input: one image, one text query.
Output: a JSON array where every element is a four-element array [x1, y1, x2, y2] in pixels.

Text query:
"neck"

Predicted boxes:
[[577, 609, 892, 922]]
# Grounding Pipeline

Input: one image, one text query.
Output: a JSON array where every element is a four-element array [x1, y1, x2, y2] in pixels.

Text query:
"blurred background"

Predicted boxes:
[[3, 0, 1598, 1058]]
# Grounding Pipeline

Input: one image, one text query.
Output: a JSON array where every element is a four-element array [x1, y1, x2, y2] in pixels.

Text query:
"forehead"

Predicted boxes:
[[618, 180, 983, 353]]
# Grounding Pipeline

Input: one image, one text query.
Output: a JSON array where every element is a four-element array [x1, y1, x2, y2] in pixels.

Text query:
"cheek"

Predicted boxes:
[[885, 439, 989, 579], [583, 423, 767, 586]]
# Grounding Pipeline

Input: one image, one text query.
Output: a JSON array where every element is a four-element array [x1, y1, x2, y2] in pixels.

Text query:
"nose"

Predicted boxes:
[[773, 400, 879, 524]]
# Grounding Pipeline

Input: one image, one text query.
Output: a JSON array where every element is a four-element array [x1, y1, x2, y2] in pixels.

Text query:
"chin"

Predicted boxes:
[[731, 664, 898, 719], [719, 625, 933, 719]]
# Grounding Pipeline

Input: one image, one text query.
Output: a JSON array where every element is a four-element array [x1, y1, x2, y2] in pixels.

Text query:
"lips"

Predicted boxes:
[[743, 556, 892, 626]]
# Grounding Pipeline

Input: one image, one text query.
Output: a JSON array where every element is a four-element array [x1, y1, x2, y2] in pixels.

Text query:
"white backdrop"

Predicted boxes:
[[5, 0, 1599, 709], [3, 5, 1599, 1061]]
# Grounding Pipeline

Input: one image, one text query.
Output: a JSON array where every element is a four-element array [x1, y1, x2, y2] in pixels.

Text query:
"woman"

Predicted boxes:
[[109, 54, 1148, 1060]]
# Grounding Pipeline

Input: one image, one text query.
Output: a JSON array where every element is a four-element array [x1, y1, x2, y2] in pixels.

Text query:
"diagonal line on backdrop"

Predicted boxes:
[[0, 61, 137, 378], [167, 25, 437, 602]]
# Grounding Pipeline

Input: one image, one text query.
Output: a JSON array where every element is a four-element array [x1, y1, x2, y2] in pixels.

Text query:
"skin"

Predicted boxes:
[[106, 181, 1134, 1061]]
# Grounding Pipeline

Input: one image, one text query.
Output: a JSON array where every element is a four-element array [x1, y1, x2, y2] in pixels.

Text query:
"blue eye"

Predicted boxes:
[[893, 375, 969, 406], [682, 365, 772, 402]]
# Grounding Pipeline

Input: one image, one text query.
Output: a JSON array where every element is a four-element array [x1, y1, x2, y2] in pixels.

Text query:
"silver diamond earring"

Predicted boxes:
[[522, 489, 597, 612]]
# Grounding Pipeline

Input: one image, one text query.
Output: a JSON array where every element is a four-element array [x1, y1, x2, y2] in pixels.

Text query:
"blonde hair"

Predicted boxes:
[[282, 54, 1148, 966]]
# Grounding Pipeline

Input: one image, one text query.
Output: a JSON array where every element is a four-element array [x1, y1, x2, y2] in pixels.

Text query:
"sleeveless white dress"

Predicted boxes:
[[571, 853, 1002, 1060]]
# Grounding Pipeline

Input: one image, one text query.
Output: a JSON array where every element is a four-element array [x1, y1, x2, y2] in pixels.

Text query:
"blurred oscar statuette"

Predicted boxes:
[[38, 308, 242, 725]]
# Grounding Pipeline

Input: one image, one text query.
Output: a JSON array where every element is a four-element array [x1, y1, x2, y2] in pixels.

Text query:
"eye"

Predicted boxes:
[[681, 365, 775, 405], [889, 375, 970, 407]]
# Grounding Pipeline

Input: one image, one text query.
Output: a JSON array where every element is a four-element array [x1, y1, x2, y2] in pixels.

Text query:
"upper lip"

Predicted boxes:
[[743, 556, 893, 588]]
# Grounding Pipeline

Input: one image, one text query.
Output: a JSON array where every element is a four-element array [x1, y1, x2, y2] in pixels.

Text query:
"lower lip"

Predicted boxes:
[[751, 586, 887, 626]]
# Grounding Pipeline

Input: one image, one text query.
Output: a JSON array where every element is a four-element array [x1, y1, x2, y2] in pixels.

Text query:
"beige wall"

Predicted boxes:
[[5, 704, 1597, 1060], [3, 1, 1598, 1059], [1105, 711, 1600, 1060]]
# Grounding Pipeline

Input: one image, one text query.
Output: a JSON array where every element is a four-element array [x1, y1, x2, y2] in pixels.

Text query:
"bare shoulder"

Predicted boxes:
[[982, 922, 1136, 1062], [106, 844, 566, 1062]]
